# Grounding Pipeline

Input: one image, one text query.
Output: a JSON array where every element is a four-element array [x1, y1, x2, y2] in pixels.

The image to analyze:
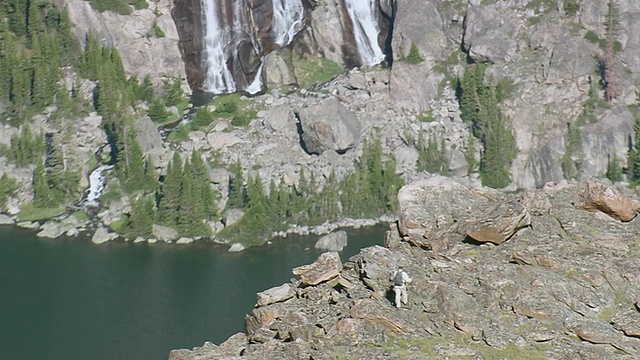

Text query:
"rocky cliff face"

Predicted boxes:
[[170, 178, 640, 359]]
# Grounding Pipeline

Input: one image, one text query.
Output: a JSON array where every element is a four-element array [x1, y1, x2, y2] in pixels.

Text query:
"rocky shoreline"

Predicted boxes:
[[169, 177, 640, 359]]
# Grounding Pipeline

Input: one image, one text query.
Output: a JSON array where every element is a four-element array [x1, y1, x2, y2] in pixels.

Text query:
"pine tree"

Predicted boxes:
[[227, 159, 246, 209], [33, 158, 52, 207], [464, 134, 478, 175], [604, 0, 620, 102], [158, 152, 183, 226], [606, 150, 623, 183], [128, 196, 154, 238]]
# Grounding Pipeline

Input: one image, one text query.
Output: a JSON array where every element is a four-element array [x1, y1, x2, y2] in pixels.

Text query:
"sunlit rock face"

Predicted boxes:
[[171, 0, 395, 96]]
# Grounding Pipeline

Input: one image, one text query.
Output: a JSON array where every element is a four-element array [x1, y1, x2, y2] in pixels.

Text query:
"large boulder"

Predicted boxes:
[[152, 224, 179, 242], [466, 202, 531, 244], [256, 284, 295, 307], [135, 117, 171, 173], [572, 180, 640, 222], [296, 98, 362, 155], [314, 230, 348, 252], [292, 251, 342, 286]]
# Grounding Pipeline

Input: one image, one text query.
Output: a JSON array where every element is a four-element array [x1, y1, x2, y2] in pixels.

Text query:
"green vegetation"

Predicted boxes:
[[416, 131, 449, 174], [0, 173, 18, 208], [152, 21, 165, 38], [464, 135, 478, 175], [86, 0, 148, 15], [584, 31, 603, 46], [72, 210, 90, 222], [417, 114, 436, 123], [218, 136, 404, 247], [405, 42, 424, 65], [17, 203, 65, 222], [457, 64, 517, 188], [1, 125, 46, 166], [564, 1, 580, 17], [605, 148, 623, 183], [292, 54, 343, 89], [626, 110, 640, 185], [209, 93, 257, 127], [562, 122, 583, 180]]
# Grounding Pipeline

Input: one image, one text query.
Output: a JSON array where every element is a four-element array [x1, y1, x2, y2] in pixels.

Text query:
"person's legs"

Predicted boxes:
[[401, 287, 408, 305], [394, 286, 402, 308]]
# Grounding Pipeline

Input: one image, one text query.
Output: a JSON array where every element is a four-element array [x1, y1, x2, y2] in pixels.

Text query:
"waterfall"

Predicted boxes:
[[344, 0, 385, 66], [245, 63, 264, 95], [272, 0, 305, 47], [202, 0, 236, 93], [85, 164, 114, 206]]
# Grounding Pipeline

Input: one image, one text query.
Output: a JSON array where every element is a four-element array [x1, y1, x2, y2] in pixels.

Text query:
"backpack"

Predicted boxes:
[[393, 270, 404, 286]]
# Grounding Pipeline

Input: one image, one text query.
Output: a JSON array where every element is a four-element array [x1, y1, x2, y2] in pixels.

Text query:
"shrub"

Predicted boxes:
[[406, 42, 424, 64]]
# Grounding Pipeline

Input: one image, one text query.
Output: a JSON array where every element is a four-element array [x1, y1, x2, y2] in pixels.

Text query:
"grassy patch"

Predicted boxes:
[[210, 93, 257, 128], [72, 210, 90, 222], [168, 123, 190, 142], [418, 114, 436, 123], [292, 55, 343, 89], [109, 215, 129, 234], [17, 204, 66, 222]]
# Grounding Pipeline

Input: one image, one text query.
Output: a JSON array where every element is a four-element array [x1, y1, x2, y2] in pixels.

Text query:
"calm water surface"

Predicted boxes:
[[0, 225, 385, 360]]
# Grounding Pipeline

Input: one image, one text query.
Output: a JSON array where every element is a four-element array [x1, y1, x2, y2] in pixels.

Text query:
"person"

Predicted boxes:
[[392, 266, 412, 308]]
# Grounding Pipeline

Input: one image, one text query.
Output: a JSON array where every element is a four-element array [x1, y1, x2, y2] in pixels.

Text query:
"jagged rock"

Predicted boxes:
[[519, 189, 552, 216], [296, 98, 362, 155], [465, 202, 531, 244], [573, 180, 640, 222], [135, 116, 171, 171], [256, 284, 295, 307], [314, 230, 348, 252], [0, 214, 14, 225], [36, 221, 67, 239], [263, 104, 296, 137], [207, 133, 244, 152], [152, 224, 179, 242], [292, 251, 341, 286], [564, 315, 622, 344]]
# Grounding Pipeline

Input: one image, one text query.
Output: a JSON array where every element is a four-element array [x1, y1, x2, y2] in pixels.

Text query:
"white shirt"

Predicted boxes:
[[393, 270, 412, 286]]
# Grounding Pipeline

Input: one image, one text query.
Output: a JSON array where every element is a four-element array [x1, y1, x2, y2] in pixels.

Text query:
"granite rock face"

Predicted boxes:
[[296, 98, 362, 155]]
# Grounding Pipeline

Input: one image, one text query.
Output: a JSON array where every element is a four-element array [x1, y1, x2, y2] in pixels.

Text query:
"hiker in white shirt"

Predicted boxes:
[[392, 266, 412, 308]]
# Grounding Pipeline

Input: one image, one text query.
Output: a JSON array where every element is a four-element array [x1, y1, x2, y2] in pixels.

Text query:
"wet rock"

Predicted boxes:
[[292, 251, 341, 286], [573, 180, 640, 222], [314, 230, 348, 252]]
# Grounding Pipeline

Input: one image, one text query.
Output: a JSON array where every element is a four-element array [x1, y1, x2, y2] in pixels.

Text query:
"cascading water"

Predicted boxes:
[[85, 164, 114, 206], [202, 0, 236, 93], [344, 0, 385, 66], [198, 0, 306, 95], [272, 0, 305, 47]]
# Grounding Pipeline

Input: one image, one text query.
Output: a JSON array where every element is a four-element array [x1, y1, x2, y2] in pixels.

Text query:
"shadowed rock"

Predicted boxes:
[[466, 202, 531, 244], [296, 98, 362, 155]]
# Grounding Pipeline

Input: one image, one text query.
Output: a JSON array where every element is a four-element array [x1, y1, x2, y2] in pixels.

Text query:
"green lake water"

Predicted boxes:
[[0, 225, 385, 360]]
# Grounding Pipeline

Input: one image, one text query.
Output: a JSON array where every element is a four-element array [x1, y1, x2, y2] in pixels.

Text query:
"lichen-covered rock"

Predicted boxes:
[[292, 251, 341, 285], [465, 202, 531, 244]]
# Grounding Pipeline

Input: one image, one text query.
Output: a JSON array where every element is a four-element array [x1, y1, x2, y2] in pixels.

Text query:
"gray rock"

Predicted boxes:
[[223, 208, 244, 228], [0, 214, 14, 225], [447, 148, 468, 177], [256, 284, 295, 307], [91, 226, 116, 245], [228, 243, 245, 253], [36, 221, 67, 239], [264, 51, 296, 87], [314, 230, 348, 252], [175, 237, 193, 245], [264, 104, 296, 137], [296, 98, 362, 155], [208, 168, 229, 185], [152, 224, 179, 242], [17, 221, 40, 230], [135, 116, 171, 172], [463, 5, 519, 63]]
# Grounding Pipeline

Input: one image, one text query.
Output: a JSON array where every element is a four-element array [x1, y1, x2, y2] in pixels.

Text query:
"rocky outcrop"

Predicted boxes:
[[171, 179, 640, 359], [573, 180, 640, 222], [64, 0, 184, 82]]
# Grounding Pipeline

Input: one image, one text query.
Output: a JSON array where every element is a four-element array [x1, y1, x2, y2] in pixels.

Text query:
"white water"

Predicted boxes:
[[202, 0, 236, 93], [344, 0, 385, 66], [245, 63, 264, 95], [272, 0, 305, 47], [85, 164, 114, 206]]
